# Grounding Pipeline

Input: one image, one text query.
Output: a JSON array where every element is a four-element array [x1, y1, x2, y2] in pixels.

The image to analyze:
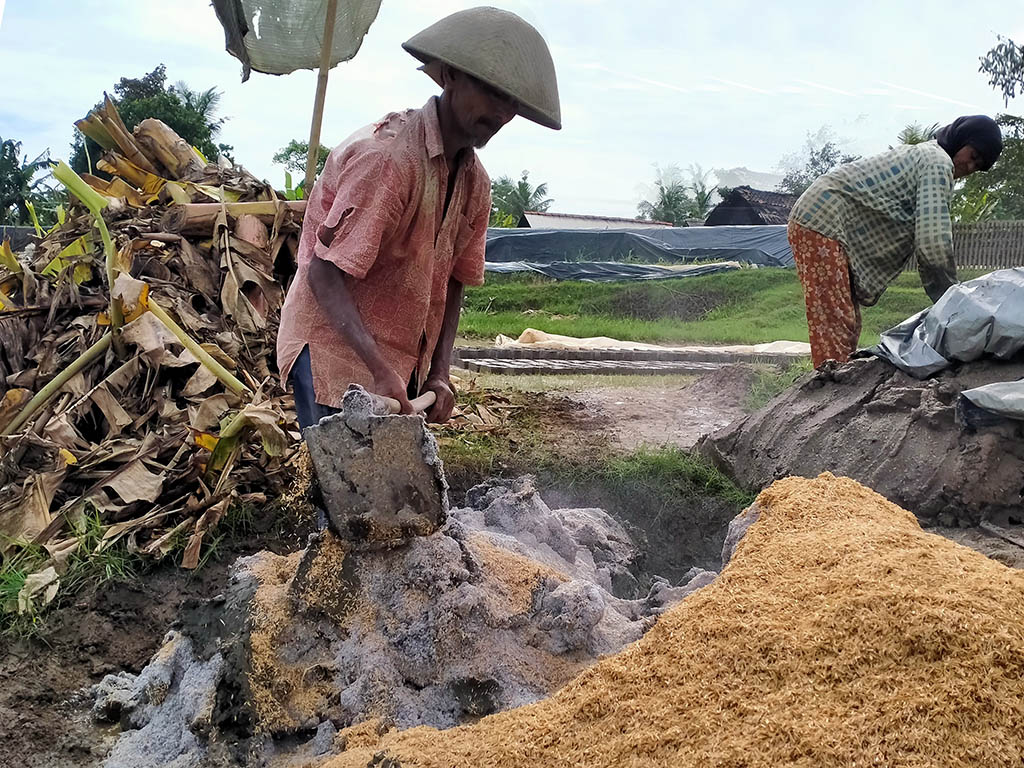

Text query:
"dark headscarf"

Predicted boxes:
[[935, 115, 1003, 171]]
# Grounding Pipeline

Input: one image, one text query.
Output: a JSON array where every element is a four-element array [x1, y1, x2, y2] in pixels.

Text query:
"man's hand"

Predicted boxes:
[[423, 375, 456, 424], [371, 364, 413, 414]]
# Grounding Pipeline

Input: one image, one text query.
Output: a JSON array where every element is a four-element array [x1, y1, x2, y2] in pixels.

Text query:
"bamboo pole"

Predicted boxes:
[[161, 200, 307, 235], [304, 0, 339, 192]]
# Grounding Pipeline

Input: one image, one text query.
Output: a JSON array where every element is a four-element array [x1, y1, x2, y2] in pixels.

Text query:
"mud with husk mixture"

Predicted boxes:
[[83, 384, 740, 767]]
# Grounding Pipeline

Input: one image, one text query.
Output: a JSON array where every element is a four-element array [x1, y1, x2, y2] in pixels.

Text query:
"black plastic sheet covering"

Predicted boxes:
[[870, 268, 1024, 419], [485, 225, 794, 267], [483, 261, 739, 282]]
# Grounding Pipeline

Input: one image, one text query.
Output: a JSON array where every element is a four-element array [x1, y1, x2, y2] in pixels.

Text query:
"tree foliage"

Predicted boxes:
[[896, 122, 940, 145], [959, 36, 1024, 220], [980, 36, 1024, 104], [777, 131, 860, 197], [0, 138, 51, 225], [687, 164, 718, 219], [490, 171, 552, 226], [273, 139, 330, 177], [70, 65, 231, 174], [637, 165, 692, 225]]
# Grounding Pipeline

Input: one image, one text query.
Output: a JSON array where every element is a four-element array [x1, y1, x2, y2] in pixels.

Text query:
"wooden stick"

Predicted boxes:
[[161, 201, 307, 236], [304, 0, 339, 192]]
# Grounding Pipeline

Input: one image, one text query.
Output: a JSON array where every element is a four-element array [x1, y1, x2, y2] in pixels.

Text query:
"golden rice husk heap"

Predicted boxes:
[[324, 473, 1024, 768]]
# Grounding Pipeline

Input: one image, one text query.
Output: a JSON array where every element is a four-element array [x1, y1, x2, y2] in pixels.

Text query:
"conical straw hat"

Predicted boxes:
[[403, 6, 561, 130]]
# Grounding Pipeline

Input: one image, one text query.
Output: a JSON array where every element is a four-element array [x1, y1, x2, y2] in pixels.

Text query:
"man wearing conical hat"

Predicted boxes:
[[278, 7, 560, 430]]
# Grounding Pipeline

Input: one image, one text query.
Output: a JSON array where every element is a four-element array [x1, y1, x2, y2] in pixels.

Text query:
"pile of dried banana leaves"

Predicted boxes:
[[0, 96, 309, 611]]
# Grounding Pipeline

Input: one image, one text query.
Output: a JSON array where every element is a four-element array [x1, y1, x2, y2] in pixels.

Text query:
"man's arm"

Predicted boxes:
[[422, 277, 465, 423], [308, 257, 413, 413]]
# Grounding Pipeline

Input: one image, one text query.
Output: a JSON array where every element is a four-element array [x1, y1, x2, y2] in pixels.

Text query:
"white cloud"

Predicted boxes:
[[880, 82, 983, 110], [795, 79, 854, 97], [0, 0, 1012, 219]]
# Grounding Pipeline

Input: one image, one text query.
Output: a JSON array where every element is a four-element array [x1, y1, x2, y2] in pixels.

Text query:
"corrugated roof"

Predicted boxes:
[[729, 186, 798, 225], [520, 211, 674, 229]]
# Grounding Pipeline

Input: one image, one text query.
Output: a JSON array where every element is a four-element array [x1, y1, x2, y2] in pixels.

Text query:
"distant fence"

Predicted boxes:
[[906, 220, 1024, 271]]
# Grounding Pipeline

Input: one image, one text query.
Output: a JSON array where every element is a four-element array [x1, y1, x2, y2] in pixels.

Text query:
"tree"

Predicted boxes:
[[171, 82, 225, 138], [273, 139, 329, 177], [490, 170, 553, 225], [687, 164, 718, 219], [958, 36, 1024, 221], [637, 164, 694, 225], [70, 65, 231, 174], [980, 36, 1024, 104], [896, 122, 939, 145], [777, 129, 860, 196], [0, 139, 51, 225]]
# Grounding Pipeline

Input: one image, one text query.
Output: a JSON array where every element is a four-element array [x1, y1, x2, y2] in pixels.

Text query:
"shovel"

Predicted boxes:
[[305, 385, 448, 550], [367, 390, 437, 416]]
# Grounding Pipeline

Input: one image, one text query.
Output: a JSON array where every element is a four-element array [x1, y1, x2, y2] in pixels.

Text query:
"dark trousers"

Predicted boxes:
[[290, 346, 422, 431], [290, 346, 341, 431]]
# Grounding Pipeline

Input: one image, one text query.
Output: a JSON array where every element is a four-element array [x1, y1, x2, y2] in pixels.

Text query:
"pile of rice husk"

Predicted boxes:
[[322, 473, 1024, 768]]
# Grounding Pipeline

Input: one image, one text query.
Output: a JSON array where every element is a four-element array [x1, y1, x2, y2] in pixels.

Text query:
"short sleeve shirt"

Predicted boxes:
[[276, 97, 491, 407], [789, 141, 955, 305]]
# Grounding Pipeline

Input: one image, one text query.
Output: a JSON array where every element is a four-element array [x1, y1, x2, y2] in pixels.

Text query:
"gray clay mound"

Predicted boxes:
[[699, 356, 1024, 526]]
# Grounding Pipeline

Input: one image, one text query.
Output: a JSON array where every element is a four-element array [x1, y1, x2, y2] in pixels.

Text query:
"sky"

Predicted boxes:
[[1, 0, 1021, 217]]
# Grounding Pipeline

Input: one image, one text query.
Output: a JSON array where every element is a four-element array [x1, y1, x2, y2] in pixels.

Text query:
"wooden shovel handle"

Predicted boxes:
[[381, 390, 437, 415]]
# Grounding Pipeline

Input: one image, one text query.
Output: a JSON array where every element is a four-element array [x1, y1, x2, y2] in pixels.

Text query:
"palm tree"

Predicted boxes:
[[0, 138, 50, 225], [688, 163, 718, 219], [172, 81, 225, 138], [897, 122, 940, 145], [637, 164, 694, 225], [491, 171, 553, 223]]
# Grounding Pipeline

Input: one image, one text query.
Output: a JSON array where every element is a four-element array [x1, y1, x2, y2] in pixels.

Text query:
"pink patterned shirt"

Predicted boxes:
[[277, 97, 490, 407]]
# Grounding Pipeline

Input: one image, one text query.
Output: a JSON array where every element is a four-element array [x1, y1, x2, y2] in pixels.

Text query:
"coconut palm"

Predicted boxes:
[[491, 171, 553, 224], [637, 164, 694, 225], [172, 81, 226, 138], [897, 122, 940, 145], [688, 163, 718, 219]]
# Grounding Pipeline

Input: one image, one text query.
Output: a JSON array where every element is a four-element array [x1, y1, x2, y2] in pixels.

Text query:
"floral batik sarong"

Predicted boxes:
[[787, 222, 862, 368]]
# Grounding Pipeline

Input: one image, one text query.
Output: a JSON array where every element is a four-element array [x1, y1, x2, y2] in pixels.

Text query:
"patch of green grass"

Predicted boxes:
[[463, 269, 988, 347], [0, 510, 142, 637], [437, 382, 751, 511], [746, 358, 815, 411], [566, 444, 755, 509]]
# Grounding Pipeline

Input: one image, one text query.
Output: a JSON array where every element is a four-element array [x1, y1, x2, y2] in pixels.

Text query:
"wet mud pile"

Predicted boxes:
[[700, 357, 1024, 526]]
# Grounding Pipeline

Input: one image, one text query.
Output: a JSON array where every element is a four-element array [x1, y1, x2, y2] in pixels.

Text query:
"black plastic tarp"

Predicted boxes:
[[484, 260, 739, 282], [485, 225, 794, 267]]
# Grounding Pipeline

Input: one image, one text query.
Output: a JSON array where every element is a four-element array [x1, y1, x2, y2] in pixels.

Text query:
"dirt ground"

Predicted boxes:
[[0, 564, 225, 768], [0, 508, 314, 768], [3, 365, 1022, 766], [563, 366, 757, 450]]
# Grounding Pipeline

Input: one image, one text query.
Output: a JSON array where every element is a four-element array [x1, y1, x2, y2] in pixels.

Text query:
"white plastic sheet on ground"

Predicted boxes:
[[494, 328, 810, 356], [213, 0, 382, 80], [870, 268, 1024, 419]]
